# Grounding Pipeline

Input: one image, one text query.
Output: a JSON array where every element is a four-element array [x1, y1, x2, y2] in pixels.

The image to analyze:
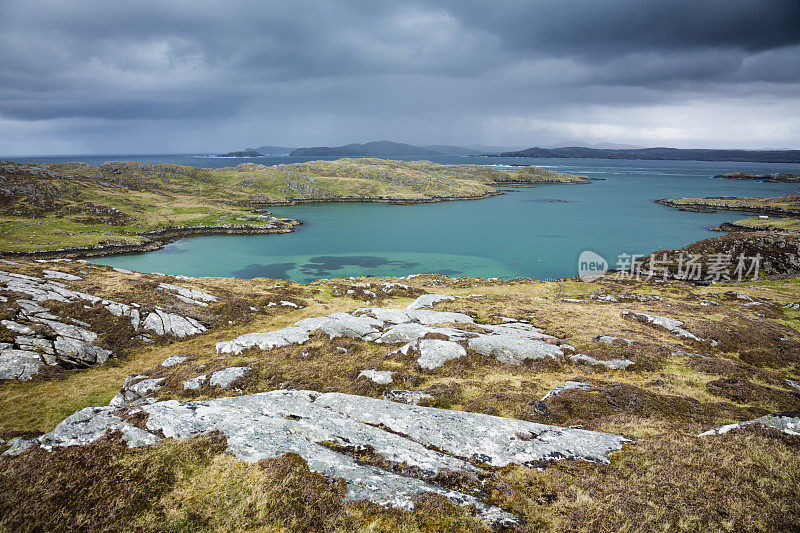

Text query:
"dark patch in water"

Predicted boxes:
[[526, 199, 572, 203], [232, 262, 296, 279], [298, 255, 420, 277]]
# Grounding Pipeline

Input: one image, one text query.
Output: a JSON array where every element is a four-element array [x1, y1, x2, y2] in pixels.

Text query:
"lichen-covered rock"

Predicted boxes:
[[405, 294, 455, 310], [622, 311, 702, 342], [216, 327, 310, 355], [183, 375, 207, 390], [541, 381, 597, 401], [295, 312, 383, 339], [5, 390, 632, 526], [157, 283, 217, 306], [699, 411, 800, 436], [468, 334, 563, 364], [568, 353, 634, 370], [161, 355, 188, 367], [142, 309, 206, 338], [383, 389, 434, 405], [0, 349, 45, 380], [43, 270, 82, 281], [416, 339, 467, 369], [209, 366, 250, 388], [358, 369, 394, 384], [109, 375, 165, 406]]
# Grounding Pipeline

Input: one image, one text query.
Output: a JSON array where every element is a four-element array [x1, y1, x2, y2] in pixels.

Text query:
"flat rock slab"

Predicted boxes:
[[6, 390, 631, 526], [405, 294, 456, 310], [218, 307, 569, 371], [622, 311, 702, 342]]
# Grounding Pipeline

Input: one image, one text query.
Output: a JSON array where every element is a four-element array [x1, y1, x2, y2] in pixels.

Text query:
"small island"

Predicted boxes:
[[216, 150, 265, 157]]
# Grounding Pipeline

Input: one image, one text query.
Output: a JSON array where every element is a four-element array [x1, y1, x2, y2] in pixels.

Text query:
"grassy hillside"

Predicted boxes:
[[0, 158, 587, 253], [0, 260, 798, 530]]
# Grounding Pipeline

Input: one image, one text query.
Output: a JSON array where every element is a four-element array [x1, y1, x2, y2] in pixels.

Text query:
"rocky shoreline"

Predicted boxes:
[[655, 198, 800, 218], [0, 220, 300, 260], [713, 171, 800, 183], [250, 191, 504, 207]]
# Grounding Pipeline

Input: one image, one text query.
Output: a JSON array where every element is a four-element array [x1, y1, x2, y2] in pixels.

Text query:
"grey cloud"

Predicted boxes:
[[0, 0, 798, 153]]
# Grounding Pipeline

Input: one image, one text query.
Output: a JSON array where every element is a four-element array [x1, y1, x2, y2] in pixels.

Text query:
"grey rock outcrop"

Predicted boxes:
[[161, 355, 188, 367], [358, 369, 394, 384], [622, 311, 703, 342], [183, 375, 207, 390], [142, 309, 206, 338], [0, 269, 208, 380], [157, 283, 218, 307], [405, 294, 455, 310], [209, 366, 250, 388], [468, 335, 563, 364], [109, 375, 165, 406], [568, 353, 634, 370], [699, 411, 800, 437], [0, 349, 45, 380], [383, 389, 434, 405], [217, 307, 569, 370], [5, 390, 632, 526], [541, 381, 597, 401]]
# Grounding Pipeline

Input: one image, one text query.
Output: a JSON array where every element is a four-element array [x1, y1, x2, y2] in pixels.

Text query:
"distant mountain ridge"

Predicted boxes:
[[495, 146, 800, 163], [289, 141, 441, 157], [243, 146, 296, 155]]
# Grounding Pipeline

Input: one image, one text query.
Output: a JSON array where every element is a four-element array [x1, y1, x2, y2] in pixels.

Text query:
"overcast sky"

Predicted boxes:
[[1, 0, 799, 155]]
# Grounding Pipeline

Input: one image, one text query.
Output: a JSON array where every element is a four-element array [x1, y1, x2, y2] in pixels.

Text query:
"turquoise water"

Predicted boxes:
[[7, 154, 800, 281]]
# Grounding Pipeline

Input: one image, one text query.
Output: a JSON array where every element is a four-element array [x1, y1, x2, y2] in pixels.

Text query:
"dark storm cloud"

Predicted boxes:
[[0, 0, 799, 153]]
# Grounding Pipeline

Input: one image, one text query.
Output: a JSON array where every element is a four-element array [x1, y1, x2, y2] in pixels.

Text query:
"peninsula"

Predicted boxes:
[[493, 146, 800, 164], [657, 194, 800, 232], [712, 171, 800, 183], [0, 158, 588, 256]]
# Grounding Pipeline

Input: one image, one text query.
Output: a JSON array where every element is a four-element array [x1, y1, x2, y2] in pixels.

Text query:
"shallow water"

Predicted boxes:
[[7, 154, 800, 281]]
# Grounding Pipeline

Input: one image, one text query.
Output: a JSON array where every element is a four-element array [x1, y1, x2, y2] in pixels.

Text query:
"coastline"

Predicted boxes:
[[249, 190, 503, 207], [655, 198, 800, 218], [0, 189, 510, 259], [0, 220, 300, 259]]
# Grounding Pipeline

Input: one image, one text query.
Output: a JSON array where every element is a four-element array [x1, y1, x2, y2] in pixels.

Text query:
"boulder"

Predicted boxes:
[[216, 326, 310, 355]]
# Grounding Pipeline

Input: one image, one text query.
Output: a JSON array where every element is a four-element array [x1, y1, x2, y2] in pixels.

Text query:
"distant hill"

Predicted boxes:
[[243, 146, 296, 156], [494, 146, 800, 163], [290, 141, 441, 157]]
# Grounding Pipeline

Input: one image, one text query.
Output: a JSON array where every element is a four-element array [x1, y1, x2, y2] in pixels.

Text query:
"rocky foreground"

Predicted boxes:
[[1, 259, 799, 530]]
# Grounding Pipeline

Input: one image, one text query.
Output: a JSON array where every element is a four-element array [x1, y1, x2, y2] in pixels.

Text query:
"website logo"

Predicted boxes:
[[578, 250, 608, 282]]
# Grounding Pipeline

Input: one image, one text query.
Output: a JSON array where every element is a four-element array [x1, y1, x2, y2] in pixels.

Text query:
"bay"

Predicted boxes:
[[7, 153, 800, 281]]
